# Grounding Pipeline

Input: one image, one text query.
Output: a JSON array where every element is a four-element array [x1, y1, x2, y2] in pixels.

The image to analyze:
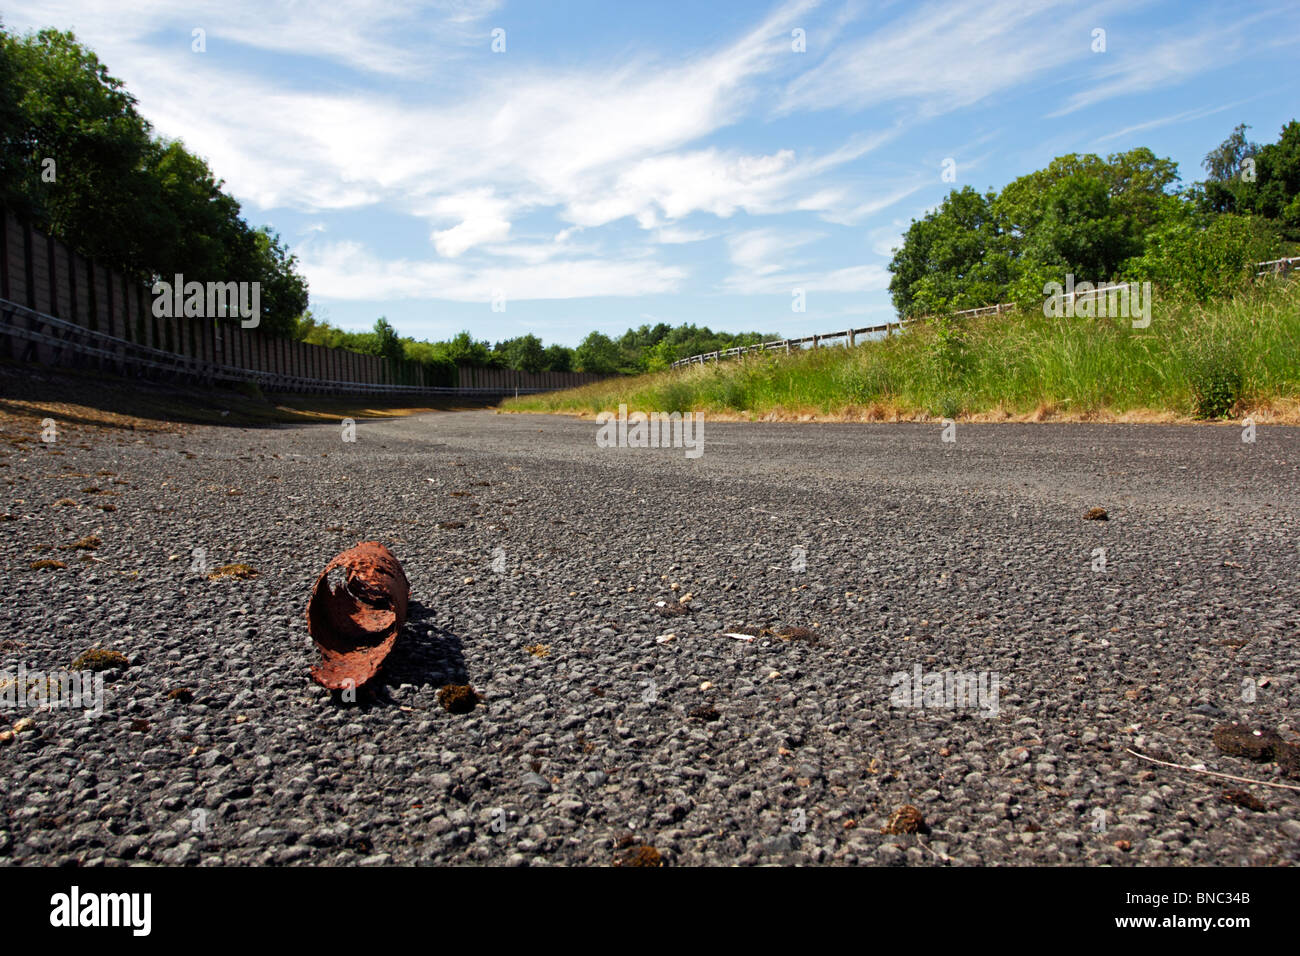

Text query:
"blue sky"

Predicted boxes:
[[6, 1, 1299, 346]]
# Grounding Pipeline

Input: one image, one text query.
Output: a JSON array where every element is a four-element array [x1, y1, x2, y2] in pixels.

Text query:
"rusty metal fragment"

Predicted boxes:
[[307, 541, 410, 690]]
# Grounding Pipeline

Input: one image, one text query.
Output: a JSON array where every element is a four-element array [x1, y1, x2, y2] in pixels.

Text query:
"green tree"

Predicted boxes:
[[888, 187, 1011, 317], [443, 331, 493, 366], [540, 343, 573, 372], [574, 331, 623, 375], [372, 317, 403, 364], [0, 25, 310, 335], [1021, 172, 1135, 280], [1239, 121, 1300, 240], [495, 334, 546, 372]]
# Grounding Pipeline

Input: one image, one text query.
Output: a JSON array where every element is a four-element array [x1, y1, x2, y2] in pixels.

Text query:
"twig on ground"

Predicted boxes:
[[1124, 747, 1300, 793]]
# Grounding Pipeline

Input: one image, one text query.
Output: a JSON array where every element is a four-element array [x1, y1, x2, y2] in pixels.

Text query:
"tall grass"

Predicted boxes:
[[504, 280, 1300, 421]]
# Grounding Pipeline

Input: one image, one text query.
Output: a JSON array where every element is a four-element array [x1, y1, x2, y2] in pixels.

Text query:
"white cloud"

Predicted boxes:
[[298, 240, 686, 301], [723, 228, 887, 295], [3, 0, 500, 77], [1048, 29, 1241, 117], [433, 217, 511, 257], [1093, 101, 1241, 144], [728, 229, 823, 277], [781, 0, 1095, 117]]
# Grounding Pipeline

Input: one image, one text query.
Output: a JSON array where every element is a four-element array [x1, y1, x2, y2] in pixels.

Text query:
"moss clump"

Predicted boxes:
[[768, 625, 815, 642], [881, 804, 928, 835], [1220, 789, 1268, 812], [614, 844, 663, 867], [1213, 723, 1285, 761], [71, 648, 129, 671], [30, 559, 66, 570], [208, 563, 258, 580], [438, 684, 480, 714]]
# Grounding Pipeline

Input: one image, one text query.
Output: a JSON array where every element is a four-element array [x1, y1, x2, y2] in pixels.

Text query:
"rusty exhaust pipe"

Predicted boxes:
[[307, 541, 410, 690]]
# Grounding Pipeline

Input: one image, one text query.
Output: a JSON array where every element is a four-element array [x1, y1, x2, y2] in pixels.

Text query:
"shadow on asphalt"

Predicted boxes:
[[366, 599, 469, 707]]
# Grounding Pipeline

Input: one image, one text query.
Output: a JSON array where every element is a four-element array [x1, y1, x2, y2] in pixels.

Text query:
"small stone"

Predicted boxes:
[[521, 772, 551, 792]]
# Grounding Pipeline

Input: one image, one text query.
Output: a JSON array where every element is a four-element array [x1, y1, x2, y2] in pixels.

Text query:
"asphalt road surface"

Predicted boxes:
[[2, 409, 1298, 865]]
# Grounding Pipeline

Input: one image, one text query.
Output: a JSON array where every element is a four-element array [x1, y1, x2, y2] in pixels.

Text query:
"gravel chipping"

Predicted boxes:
[[1, 409, 1298, 866]]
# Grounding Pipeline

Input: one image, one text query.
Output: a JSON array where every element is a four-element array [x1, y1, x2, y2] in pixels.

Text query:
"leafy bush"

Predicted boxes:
[[927, 317, 970, 381], [935, 391, 962, 419], [653, 379, 696, 414], [1122, 214, 1281, 303], [1186, 339, 1244, 418]]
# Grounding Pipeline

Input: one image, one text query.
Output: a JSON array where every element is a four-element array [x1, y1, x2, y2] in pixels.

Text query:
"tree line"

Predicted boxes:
[[888, 122, 1300, 317], [0, 23, 309, 336], [293, 316, 779, 378]]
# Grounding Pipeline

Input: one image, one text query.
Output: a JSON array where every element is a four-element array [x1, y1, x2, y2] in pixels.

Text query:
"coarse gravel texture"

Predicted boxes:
[[1, 408, 1298, 866]]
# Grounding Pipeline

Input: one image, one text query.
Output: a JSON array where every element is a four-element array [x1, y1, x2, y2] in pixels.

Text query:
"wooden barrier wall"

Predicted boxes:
[[0, 207, 395, 386], [1, 208, 610, 392]]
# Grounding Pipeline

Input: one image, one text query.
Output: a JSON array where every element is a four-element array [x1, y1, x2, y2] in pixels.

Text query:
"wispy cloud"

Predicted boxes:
[[1093, 101, 1242, 144], [298, 239, 687, 301], [780, 0, 1096, 117]]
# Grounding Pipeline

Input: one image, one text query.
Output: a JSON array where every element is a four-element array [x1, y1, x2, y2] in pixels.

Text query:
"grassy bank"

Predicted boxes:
[[503, 280, 1300, 423]]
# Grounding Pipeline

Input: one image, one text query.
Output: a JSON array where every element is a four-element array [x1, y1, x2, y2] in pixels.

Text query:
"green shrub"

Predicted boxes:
[[1124, 214, 1282, 303], [1186, 339, 1244, 418], [934, 391, 962, 419], [653, 379, 696, 414], [927, 317, 969, 382]]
